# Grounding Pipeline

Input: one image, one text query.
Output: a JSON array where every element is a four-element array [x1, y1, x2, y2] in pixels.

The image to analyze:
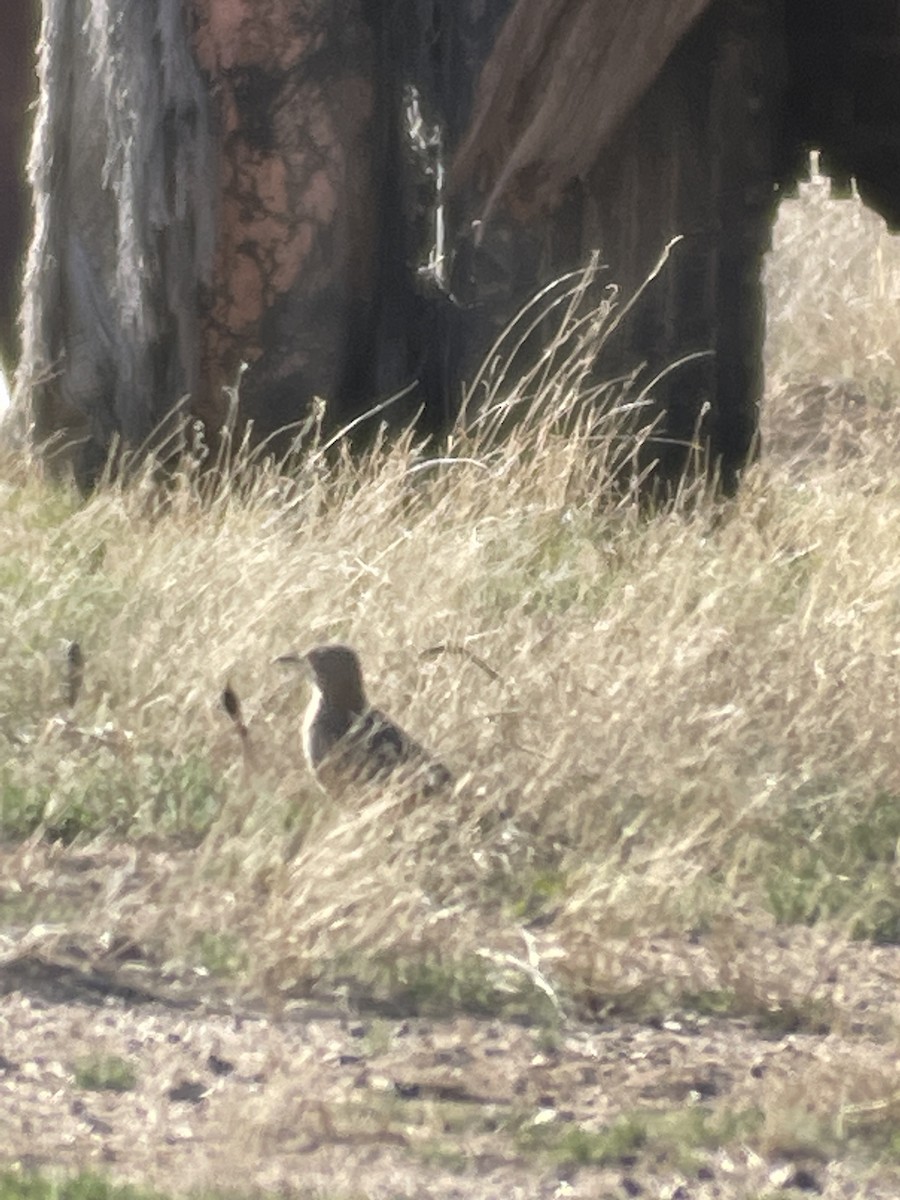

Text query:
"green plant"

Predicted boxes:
[[763, 788, 900, 943], [192, 931, 249, 978], [73, 1055, 138, 1093], [0, 1175, 158, 1200]]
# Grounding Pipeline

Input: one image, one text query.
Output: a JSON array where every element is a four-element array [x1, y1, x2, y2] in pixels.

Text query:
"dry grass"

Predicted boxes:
[[3, 163, 900, 1193], [764, 160, 900, 469]]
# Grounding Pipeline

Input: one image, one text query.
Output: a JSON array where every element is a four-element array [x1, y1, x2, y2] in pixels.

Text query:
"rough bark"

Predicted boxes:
[[18, 0, 791, 488], [19, 0, 391, 480], [450, 0, 716, 221], [569, 0, 784, 487], [19, 0, 217, 479], [445, 0, 784, 490], [0, 4, 39, 370], [188, 0, 388, 442]]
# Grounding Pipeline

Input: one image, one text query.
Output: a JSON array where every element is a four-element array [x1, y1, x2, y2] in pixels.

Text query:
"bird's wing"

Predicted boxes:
[[358, 710, 454, 794], [352, 709, 408, 778], [311, 707, 453, 797]]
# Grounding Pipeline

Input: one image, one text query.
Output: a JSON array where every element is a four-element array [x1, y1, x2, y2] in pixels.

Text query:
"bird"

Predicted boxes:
[[276, 642, 453, 799]]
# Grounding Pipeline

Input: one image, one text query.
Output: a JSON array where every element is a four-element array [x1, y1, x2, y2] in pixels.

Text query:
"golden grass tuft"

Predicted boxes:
[[2, 165, 900, 1039]]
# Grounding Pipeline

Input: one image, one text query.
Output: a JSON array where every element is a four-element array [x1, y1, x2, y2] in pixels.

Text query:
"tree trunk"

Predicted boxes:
[[20, 0, 785, 490], [21, 0, 397, 482], [20, 0, 218, 481], [445, 0, 784, 490], [0, 3, 39, 371]]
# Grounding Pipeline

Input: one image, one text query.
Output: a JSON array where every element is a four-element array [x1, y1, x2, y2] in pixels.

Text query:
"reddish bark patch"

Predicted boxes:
[[189, 0, 378, 425]]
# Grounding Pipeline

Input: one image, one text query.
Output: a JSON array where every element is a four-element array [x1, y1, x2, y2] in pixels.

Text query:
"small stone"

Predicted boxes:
[[394, 1081, 420, 1099], [167, 1079, 207, 1103], [784, 1167, 822, 1192]]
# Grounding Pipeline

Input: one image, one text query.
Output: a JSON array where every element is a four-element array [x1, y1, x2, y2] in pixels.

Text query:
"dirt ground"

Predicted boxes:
[[2, 918, 900, 1200]]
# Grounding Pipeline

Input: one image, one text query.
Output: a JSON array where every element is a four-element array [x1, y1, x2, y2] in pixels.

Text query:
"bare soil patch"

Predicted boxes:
[[3, 903, 900, 1199]]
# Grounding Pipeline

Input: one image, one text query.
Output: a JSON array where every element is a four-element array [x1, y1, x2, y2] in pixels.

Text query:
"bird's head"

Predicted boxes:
[[276, 642, 368, 712]]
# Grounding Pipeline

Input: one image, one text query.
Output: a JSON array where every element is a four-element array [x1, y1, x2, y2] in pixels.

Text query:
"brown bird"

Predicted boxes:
[[276, 642, 452, 799]]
